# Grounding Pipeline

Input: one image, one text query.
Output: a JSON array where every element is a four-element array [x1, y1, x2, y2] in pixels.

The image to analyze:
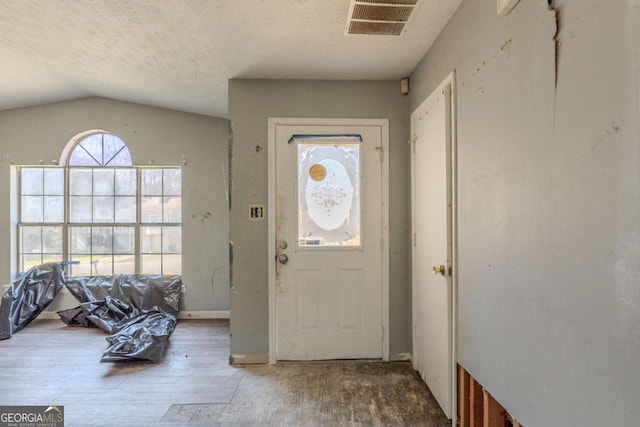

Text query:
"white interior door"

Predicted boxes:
[[411, 78, 455, 419], [270, 120, 387, 361]]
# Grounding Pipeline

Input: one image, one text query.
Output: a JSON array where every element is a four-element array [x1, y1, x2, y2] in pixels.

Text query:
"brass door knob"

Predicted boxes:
[[432, 265, 446, 275]]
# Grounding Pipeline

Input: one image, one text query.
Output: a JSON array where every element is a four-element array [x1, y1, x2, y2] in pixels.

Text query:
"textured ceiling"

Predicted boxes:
[[0, 0, 462, 118]]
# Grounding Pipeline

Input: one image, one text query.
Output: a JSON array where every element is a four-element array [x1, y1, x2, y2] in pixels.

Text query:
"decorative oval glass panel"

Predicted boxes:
[[297, 141, 361, 247], [304, 159, 353, 231]]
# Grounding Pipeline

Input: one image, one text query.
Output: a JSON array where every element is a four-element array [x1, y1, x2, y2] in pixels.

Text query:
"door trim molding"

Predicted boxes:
[[267, 117, 390, 364], [410, 71, 458, 419]]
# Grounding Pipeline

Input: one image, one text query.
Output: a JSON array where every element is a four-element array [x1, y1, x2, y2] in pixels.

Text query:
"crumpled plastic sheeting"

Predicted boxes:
[[61, 274, 182, 362], [64, 275, 181, 315], [58, 296, 140, 331], [0, 265, 181, 362], [100, 309, 177, 363], [0, 263, 66, 340], [57, 305, 95, 328]]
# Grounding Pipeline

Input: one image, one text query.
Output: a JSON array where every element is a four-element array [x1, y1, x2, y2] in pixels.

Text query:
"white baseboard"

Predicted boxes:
[[389, 352, 412, 362], [178, 311, 230, 320], [229, 353, 409, 365], [230, 354, 269, 365]]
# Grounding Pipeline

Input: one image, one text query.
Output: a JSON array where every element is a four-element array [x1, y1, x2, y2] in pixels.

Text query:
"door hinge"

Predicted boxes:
[[375, 145, 384, 162], [413, 233, 417, 246], [381, 238, 384, 252]]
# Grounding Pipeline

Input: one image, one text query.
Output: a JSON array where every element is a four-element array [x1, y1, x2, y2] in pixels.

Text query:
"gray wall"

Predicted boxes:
[[410, 0, 640, 425], [0, 97, 230, 312], [228, 80, 411, 356]]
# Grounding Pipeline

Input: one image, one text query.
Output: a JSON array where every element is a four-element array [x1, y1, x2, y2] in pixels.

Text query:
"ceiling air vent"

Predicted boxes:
[[346, 0, 418, 36]]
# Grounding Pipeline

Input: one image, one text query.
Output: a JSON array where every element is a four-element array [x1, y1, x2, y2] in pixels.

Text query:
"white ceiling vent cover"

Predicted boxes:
[[345, 0, 418, 36]]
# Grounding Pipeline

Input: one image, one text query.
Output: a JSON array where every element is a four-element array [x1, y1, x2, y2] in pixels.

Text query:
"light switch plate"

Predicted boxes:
[[497, 0, 520, 16], [249, 204, 265, 220]]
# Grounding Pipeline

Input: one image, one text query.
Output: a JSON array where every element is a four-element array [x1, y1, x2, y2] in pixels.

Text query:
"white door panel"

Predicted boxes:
[[272, 122, 386, 361], [412, 79, 455, 419]]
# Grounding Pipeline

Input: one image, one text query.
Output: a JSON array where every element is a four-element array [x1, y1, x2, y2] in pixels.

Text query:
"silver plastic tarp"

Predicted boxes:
[[0, 263, 182, 363], [60, 274, 182, 362], [0, 263, 65, 340]]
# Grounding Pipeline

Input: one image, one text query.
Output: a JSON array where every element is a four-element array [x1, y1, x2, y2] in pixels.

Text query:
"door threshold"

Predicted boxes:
[[275, 358, 385, 364]]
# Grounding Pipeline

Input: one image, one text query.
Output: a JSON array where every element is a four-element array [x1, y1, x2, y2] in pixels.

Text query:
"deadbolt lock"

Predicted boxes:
[[279, 241, 288, 250]]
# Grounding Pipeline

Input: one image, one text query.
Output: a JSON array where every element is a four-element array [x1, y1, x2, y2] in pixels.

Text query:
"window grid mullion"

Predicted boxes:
[[40, 170, 45, 224], [160, 225, 164, 275], [17, 167, 22, 224], [112, 170, 116, 275], [90, 172, 95, 274], [161, 169, 164, 274], [135, 168, 142, 275], [113, 169, 116, 224], [90, 227, 98, 275], [39, 227, 44, 266], [91, 169, 95, 224], [16, 168, 22, 274], [63, 167, 70, 272], [110, 226, 114, 275]]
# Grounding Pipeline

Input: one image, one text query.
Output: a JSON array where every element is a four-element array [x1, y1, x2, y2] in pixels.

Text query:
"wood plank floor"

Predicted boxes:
[[0, 319, 449, 426]]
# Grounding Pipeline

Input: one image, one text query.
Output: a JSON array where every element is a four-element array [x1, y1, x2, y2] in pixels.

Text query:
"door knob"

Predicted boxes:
[[432, 265, 446, 275], [278, 254, 289, 265]]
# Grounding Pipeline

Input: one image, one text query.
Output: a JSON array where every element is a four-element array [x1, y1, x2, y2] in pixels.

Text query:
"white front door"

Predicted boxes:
[[411, 76, 455, 419], [269, 119, 388, 361]]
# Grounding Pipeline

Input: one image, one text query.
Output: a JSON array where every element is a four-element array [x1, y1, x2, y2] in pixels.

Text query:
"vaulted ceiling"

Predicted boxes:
[[0, 0, 461, 118]]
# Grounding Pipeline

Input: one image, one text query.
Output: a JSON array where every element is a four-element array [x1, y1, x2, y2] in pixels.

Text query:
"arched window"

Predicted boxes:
[[17, 131, 181, 277], [61, 130, 132, 166]]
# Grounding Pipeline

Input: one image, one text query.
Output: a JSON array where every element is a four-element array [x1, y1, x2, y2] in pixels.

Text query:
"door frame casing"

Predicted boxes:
[[267, 117, 390, 364], [410, 71, 458, 419]]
